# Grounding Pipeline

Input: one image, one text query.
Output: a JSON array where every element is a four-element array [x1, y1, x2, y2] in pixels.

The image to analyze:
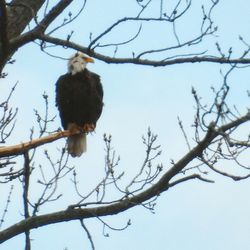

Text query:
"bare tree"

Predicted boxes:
[[0, 0, 249, 249]]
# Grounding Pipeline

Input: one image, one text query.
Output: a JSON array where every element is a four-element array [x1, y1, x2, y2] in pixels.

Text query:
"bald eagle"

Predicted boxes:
[[55, 52, 103, 157]]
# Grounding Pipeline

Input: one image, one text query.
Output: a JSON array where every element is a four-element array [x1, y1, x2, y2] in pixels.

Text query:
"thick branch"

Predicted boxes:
[[8, 30, 250, 67], [8, 29, 250, 68]]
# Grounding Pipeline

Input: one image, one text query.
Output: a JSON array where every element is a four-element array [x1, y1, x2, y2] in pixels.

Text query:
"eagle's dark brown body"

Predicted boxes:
[[56, 69, 103, 129], [55, 68, 103, 156]]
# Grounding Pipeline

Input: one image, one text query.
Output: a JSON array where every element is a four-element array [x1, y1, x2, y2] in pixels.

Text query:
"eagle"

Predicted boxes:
[[55, 52, 103, 157]]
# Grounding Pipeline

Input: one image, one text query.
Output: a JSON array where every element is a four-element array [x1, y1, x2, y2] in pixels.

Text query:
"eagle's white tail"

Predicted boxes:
[[67, 133, 86, 157]]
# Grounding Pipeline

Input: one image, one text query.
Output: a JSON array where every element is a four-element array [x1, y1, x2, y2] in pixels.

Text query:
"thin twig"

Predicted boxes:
[[80, 220, 95, 250]]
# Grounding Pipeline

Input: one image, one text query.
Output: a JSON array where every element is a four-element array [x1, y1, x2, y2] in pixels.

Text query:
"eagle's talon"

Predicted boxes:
[[82, 123, 95, 133]]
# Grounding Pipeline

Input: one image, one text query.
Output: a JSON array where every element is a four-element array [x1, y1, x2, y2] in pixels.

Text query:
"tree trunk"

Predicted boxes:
[[0, 0, 45, 75]]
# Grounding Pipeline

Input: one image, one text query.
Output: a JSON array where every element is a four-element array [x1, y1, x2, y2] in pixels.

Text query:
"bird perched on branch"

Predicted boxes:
[[55, 52, 103, 157]]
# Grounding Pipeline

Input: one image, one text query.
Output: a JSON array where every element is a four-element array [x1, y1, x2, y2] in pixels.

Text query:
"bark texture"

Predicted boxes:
[[0, 0, 45, 73]]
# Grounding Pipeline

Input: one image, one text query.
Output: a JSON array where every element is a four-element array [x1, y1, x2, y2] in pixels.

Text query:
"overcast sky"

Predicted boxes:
[[1, 1, 250, 249]]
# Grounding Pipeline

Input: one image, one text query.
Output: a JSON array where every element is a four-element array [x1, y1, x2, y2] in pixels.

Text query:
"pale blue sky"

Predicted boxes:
[[1, 1, 250, 249]]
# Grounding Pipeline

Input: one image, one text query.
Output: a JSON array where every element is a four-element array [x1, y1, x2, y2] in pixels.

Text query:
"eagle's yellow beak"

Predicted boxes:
[[85, 57, 94, 63]]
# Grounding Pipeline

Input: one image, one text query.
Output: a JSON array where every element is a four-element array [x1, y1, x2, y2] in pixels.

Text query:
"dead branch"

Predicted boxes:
[[0, 130, 74, 158]]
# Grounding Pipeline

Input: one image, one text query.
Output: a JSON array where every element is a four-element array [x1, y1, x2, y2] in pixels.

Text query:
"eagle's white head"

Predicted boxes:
[[68, 52, 94, 75]]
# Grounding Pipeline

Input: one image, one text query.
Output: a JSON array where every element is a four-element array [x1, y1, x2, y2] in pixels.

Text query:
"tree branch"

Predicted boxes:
[[163, 112, 250, 183], [23, 151, 31, 249], [38, 0, 73, 32], [201, 157, 250, 181], [80, 220, 95, 250], [37, 34, 250, 67], [0, 130, 72, 158], [88, 17, 174, 50], [8, 26, 250, 68], [168, 174, 214, 187], [1, 112, 249, 243]]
